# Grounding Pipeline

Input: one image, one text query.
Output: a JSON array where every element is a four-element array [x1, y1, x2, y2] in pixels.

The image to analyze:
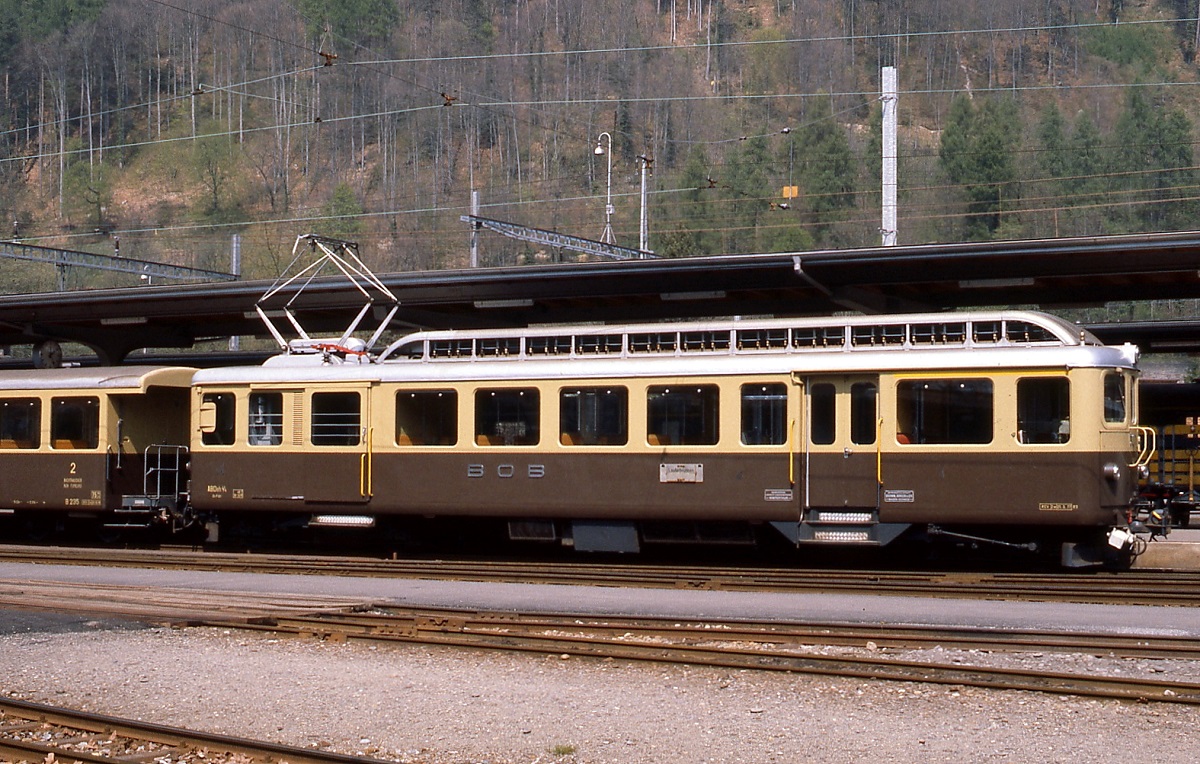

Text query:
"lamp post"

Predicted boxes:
[[594, 132, 614, 244]]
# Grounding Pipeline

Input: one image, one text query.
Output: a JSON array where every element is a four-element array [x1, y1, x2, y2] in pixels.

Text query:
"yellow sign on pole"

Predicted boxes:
[[782, 185, 800, 199]]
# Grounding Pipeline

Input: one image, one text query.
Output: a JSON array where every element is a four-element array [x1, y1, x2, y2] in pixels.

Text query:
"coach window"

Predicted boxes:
[[50, 396, 99, 450], [560, 387, 627, 446], [809, 383, 836, 445], [1104, 373, 1127, 424], [200, 393, 236, 446], [476, 388, 539, 446], [741, 383, 787, 446], [248, 392, 284, 446], [850, 382, 878, 445], [311, 392, 361, 446], [0, 398, 40, 449], [896, 379, 993, 445], [647, 385, 719, 446], [397, 390, 458, 446], [1017, 378, 1070, 444]]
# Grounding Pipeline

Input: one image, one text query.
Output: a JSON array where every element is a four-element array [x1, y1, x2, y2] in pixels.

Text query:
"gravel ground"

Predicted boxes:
[[3, 621, 1200, 764]]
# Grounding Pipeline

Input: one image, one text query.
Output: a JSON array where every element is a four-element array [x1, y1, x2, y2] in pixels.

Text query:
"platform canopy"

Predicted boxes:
[[3, 231, 1200, 363]]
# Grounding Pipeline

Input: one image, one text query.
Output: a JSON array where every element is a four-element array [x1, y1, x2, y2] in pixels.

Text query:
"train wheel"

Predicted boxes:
[[94, 523, 124, 546]]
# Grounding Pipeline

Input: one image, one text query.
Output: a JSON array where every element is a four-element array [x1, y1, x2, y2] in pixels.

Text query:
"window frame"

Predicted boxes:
[[474, 388, 540, 446], [740, 382, 788, 446], [646, 384, 720, 447], [310, 391, 362, 447], [0, 397, 41, 450], [559, 386, 628, 446], [396, 389, 459, 446], [895, 378, 995, 446], [50, 396, 100, 450]]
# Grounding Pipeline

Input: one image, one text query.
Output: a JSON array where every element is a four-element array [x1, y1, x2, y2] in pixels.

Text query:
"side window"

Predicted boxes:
[[248, 392, 284, 446], [475, 388, 539, 446], [1017, 378, 1070, 444], [397, 390, 458, 446], [809, 383, 836, 445], [647, 385, 719, 446], [896, 379, 993, 445], [1104, 373, 1127, 424], [201, 392, 236, 446], [560, 387, 627, 446], [741, 383, 788, 446], [51, 396, 99, 450], [311, 392, 361, 446], [0, 398, 41, 449], [850, 382, 878, 445]]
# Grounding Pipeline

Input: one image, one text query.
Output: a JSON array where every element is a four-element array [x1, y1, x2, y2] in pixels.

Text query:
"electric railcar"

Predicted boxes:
[[0, 310, 1153, 564]]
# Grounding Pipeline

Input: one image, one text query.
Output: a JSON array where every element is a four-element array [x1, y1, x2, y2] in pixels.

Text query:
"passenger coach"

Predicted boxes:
[[188, 310, 1150, 564], [0, 366, 193, 536]]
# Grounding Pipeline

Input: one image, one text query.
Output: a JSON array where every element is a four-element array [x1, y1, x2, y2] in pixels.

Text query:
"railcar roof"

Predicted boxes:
[[379, 309, 1101, 354], [0, 366, 196, 392], [192, 308, 1138, 387]]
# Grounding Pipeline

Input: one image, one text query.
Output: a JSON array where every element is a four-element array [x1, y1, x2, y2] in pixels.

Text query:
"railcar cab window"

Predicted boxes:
[[1104, 373, 1127, 423], [200, 393, 236, 446], [311, 392, 361, 446], [396, 390, 458, 446], [896, 379, 993, 445], [560, 387, 627, 446], [0, 398, 40, 449], [248, 392, 284, 446], [1017, 378, 1070, 444], [741, 383, 787, 445], [476, 388, 539, 446], [50, 397, 99, 450], [647, 385, 719, 446]]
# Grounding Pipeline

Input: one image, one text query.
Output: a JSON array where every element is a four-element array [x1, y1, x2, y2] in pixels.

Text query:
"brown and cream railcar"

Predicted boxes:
[[0, 366, 193, 535], [188, 310, 1149, 561]]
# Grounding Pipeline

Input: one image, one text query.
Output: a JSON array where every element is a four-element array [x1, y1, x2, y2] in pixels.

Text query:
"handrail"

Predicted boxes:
[[1130, 425, 1157, 469], [788, 418, 796, 487], [359, 427, 374, 498]]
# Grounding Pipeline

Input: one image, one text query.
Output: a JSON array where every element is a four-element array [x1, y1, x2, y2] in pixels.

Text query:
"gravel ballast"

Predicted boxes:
[[3, 622, 1199, 763]]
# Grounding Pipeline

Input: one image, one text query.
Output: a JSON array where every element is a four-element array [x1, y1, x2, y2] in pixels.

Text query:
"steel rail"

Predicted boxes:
[[258, 607, 1200, 662], [212, 608, 1200, 706], [0, 697, 395, 763], [2, 545, 1200, 606]]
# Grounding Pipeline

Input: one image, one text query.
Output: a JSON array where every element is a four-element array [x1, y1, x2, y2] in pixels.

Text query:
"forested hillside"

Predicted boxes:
[[2, 0, 1199, 291]]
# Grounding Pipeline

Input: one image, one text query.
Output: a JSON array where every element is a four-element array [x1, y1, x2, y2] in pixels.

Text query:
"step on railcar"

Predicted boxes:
[[185, 310, 1152, 565]]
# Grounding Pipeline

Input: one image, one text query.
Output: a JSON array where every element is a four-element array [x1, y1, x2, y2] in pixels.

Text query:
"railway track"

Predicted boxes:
[[2, 543, 1200, 605], [3, 564, 1200, 713], [218, 605, 1200, 706], [0, 697, 395, 763]]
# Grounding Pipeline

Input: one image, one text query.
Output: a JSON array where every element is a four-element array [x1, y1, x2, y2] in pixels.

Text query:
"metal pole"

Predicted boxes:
[[638, 154, 652, 256], [470, 190, 480, 268], [229, 234, 242, 351], [881, 66, 898, 247], [595, 133, 614, 244]]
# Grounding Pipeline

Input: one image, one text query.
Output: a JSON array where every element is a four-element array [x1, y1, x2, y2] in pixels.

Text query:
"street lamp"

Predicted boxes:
[[594, 132, 614, 244]]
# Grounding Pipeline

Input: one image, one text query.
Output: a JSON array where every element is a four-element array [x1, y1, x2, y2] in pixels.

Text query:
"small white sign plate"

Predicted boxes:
[[660, 463, 703, 483]]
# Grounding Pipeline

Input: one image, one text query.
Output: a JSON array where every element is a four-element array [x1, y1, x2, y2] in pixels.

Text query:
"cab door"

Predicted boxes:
[[305, 383, 374, 505], [802, 375, 880, 509]]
